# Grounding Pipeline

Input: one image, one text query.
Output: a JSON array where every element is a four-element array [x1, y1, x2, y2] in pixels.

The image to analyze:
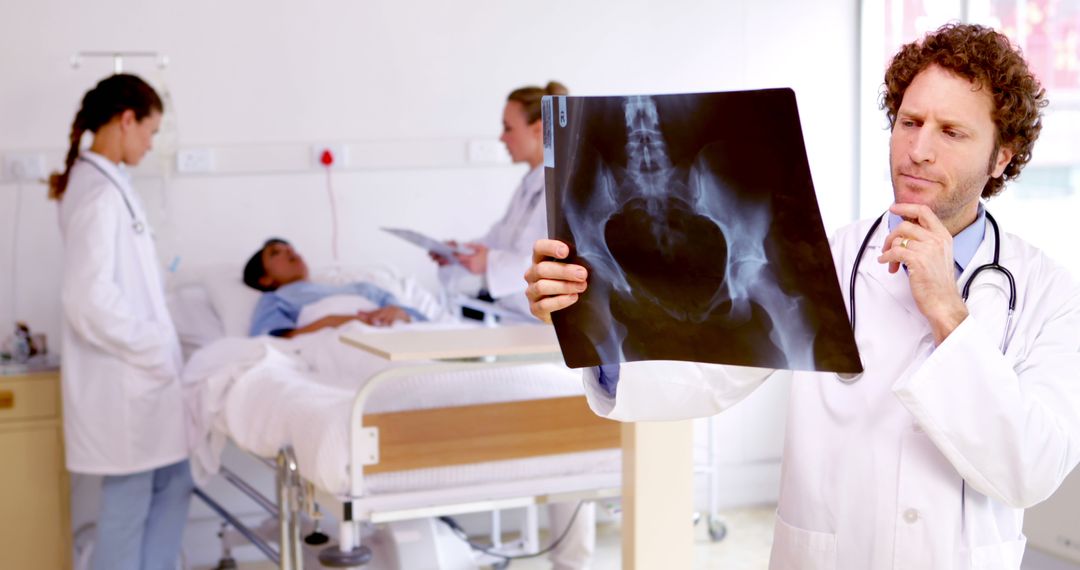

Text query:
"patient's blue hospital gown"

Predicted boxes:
[[249, 281, 426, 336]]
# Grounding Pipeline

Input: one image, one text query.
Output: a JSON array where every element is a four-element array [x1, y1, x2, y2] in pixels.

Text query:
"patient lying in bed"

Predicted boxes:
[[178, 241, 599, 569], [243, 238, 427, 338]]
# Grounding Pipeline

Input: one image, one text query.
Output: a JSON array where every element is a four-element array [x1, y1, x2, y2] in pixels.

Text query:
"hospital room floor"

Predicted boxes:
[[210, 504, 1078, 569]]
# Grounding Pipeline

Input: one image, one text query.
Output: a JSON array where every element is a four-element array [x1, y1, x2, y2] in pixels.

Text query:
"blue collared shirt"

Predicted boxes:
[[249, 281, 427, 337], [595, 206, 989, 398]]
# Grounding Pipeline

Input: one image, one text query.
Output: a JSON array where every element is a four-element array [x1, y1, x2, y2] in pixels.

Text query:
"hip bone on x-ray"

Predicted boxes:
[[543, 89, 861, 374]]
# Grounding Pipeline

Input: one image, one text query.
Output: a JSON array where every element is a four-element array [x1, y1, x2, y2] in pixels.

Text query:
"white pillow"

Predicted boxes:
[[165, 282, 226, 358], [200, 266, 262, 338]]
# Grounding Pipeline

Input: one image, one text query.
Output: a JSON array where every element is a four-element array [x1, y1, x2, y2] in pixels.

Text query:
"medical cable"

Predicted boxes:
[[7, 177, 23, 351], [438, 500, 586, 563], [151, 69, 181, 271], [321, 149, 341, 265]]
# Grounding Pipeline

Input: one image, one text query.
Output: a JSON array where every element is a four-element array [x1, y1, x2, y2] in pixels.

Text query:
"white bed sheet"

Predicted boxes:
[[182, 321, 619, 497]]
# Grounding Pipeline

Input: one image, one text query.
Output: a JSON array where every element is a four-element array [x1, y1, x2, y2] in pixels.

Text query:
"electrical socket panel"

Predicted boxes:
[[312, 144, 348, 168], [2, 153, 48, 182], [176, 148, 216, 174]]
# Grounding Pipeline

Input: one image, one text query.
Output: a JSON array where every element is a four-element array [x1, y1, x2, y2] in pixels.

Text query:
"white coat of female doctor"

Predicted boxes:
[[434, 81, 569, 320], [59, 152, 186, 473], [523, 25, 1080, 570], [51, 74, 191, 570]]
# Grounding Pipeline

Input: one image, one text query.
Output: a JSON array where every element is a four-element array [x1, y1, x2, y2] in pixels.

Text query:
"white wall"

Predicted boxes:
[[0, 0, 858, 565], [1, 0, 859, 347]]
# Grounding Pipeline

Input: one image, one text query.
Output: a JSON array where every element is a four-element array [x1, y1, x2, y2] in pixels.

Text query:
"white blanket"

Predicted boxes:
[[182, 321, 586, 495]]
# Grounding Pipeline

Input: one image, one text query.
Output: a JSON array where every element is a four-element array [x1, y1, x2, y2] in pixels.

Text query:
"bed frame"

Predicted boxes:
[[195, 360, 623, 569], [365, 394, 621, 474]]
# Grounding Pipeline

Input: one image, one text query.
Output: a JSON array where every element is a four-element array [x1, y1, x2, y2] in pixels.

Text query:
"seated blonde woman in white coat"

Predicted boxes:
[[432, 81, 568, 321]]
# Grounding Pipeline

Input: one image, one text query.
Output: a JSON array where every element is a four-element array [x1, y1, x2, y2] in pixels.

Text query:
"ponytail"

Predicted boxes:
[[48, 113, 86, 200], [48, 74, 163, 201], [507, 81, 570, 124]]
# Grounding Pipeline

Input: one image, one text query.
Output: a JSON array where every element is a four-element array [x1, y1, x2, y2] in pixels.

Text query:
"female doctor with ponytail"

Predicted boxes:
[[50, 74, 191, 570]]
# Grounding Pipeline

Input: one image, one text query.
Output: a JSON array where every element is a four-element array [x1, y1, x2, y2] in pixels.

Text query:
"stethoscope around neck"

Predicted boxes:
[[839, 209, 1017, 384], [78, 156, 145, 235]]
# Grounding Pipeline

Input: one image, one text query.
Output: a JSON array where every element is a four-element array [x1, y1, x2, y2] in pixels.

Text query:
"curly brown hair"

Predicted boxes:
[[881, 23, 1047, 198]]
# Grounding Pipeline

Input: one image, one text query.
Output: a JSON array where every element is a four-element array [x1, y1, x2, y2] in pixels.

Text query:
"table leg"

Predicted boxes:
[[621, 420, 694, 569]]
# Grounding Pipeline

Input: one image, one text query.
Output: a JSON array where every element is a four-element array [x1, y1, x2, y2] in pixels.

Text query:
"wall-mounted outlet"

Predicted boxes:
[[176, 148, 216, 174], [312, 144, 348, 168], [2, 153, 48, 182], [467, 140, 510, 165]]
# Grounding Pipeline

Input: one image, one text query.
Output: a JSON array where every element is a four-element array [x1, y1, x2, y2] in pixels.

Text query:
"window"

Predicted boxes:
[[859, 0, 1080, 274]]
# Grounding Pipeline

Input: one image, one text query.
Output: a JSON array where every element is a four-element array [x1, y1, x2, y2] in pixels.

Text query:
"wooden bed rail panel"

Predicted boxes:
[[363, 395, 620, 474]]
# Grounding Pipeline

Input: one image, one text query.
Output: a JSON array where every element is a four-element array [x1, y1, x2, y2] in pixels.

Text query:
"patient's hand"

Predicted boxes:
[[523, 239, 588, 324], [282, 314, 365, 338], [455, 243, 488, 275], [357, 306, 411, 327]]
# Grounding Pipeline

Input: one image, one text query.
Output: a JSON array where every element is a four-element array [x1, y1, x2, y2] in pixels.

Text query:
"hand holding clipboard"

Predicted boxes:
[[382, 227, 475, 266]]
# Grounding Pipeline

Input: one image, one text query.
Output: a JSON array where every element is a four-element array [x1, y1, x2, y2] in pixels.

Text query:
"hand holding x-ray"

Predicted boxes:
[[524, 239, 588, 324]]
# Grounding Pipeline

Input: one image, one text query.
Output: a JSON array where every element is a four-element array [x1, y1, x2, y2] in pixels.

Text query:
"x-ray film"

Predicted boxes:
[[543, 89, 862, 374]]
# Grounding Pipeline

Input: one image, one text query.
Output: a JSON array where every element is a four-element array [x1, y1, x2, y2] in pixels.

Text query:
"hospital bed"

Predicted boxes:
[[168, 263, 623, 568]]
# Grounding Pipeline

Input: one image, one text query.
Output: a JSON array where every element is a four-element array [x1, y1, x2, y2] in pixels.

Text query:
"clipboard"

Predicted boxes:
[[382, 227, 474, 258]]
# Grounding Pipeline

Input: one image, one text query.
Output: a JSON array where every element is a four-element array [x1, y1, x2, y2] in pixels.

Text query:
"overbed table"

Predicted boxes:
[[341, 324, 694, 569]]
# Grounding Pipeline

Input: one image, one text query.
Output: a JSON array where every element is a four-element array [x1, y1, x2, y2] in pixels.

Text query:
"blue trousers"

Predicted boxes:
[[91, 460, 194, 570]]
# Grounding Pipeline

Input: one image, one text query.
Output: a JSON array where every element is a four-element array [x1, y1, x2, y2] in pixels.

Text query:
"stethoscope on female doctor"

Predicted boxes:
[[78, 155, 146, 235], [840, 209, 1017, 384]]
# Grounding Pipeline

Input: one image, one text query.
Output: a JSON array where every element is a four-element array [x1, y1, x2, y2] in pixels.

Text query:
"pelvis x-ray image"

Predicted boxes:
[[543, 89, 862, 373]]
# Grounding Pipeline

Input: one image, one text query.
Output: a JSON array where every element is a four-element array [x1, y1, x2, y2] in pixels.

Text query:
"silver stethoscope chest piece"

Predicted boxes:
[[78, 156, 145, 235], [836, 371, 862, 384], [840, 209, 1017, 384]]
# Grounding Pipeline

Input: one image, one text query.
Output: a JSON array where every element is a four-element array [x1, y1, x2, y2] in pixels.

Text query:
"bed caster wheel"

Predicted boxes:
[[707, 515, 727, 543], [318, 544, 373, 567], [213, 556, 238, 570], [305, 530, 330, 545], [306, 504, 330, 545], [491, 561, 511, 570]]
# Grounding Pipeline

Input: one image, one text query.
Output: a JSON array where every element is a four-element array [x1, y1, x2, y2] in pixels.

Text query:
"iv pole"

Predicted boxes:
[[70, 51, 169, 73]]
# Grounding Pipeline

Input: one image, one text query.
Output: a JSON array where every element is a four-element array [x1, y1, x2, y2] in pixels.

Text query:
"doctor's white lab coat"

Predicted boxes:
[[58, 152, 186, 475], [583, 216, 1080, 570], [440, 165, 545, 318]]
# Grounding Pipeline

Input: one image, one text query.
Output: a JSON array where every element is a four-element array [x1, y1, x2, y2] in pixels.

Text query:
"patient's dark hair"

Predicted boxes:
[[243, 238, 289, 292]]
